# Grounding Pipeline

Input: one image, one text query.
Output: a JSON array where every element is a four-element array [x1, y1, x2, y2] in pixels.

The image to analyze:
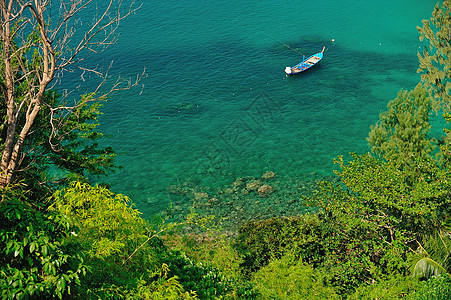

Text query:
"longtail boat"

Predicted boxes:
[[285, 46, 325, 75]]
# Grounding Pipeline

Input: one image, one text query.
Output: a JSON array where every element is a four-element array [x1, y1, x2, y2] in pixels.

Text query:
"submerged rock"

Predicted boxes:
[[246, 180, 261, 191], [232, 178, 245, 187], [261, 171, 276, 180], [168, 185, 189, 195], [257, 184, 274, 197], [194, 191, 209, 200], [224, 188, 235, 194]]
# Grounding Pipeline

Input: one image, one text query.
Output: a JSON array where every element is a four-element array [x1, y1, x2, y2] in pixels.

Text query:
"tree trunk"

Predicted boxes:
[[0, 2, 16, 187], [0, 1, 52, 187], [0, 0, 139, 187]]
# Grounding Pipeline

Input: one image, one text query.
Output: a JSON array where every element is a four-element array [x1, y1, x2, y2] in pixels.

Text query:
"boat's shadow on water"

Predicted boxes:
[[279, 40, 418, 99]]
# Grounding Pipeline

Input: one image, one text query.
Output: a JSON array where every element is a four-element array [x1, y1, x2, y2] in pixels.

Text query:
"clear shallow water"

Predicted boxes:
[[73, 0, 438, 216]]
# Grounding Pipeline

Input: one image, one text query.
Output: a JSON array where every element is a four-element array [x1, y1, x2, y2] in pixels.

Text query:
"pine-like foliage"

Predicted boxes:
[[367, 84, 433, 172], [417, 0, 451, 111]]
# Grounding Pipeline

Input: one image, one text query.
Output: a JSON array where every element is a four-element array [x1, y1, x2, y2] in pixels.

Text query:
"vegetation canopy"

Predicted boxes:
[[1, 1, 451, 299]]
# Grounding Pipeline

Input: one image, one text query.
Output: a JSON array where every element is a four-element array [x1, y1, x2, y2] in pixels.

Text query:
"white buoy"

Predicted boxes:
[[331, 38, 335, 43]]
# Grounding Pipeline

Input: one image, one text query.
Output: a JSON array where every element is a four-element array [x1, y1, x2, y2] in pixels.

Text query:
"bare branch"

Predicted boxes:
[[0, 0, 144, 186]]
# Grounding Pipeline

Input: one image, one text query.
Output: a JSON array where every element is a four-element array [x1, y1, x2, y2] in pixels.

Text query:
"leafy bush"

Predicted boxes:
[[252, 254, 339, 300], [51, 182, 198, 299], [0, 189, 86, 299], [51, 181, 152, 267], [233, 214, 324, 276], [304, 153, 451, 294], [163, 250, 233, 299], [86, 263, 198, 300], [164, 231, 259, 299], [408, 275, 451, 300], [347, 275, 421, 299]]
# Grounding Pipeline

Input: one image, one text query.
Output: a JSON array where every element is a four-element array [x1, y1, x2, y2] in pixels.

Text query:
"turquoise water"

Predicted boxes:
[[78, 0, 437, 216]]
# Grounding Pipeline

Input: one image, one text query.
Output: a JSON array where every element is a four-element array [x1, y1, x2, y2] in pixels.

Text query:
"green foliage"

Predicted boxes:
[[437, 115, 451, 197], [51, 182, 166, 297], [411, 230, 451, 279], [252, 254, 339, 300], [51, 181, 150, 263], [127, 264, 197, 300], [86, 263, 198, 300], [408, 274, 451, 300], [233, 214, 324, 276], [163, 249, 233, 299], [51, 182, 234, 299], [166, 233, 241, 278], [368, 84, 434, 171], [348, 274, 421, 300], [45, 94, 117, 177], [0, 89, 116, 199], [413, 257, 448, 279], [25, 93, 117, 183], [417, 0, 451, 111], [0, 186, 86, 299], [164, 231, 260, 299], [331, 154, 449, 237], [303, 153, 451, 294]]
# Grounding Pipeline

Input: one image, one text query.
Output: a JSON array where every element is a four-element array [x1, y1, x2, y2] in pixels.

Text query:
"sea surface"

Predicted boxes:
[[65, 0, 439, 218]]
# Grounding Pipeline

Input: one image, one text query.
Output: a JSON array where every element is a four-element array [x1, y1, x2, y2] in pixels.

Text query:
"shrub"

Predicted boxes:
[[163, 250, 233, 299], [0, 191, 86, 299], [348, 275, 421, 300], [51, 182, 199, 299], [252, 254, 339, 300], [407, 275, 451, 300], [164, 231, 259, 299], [233, 214, 324, 276]]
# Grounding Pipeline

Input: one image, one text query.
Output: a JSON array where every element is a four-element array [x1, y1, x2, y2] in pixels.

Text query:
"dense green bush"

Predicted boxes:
[[408, 275, 451, 300], [348, 275, 421, 300], [163, 231, 260, 299], [51, 182, 197, 299], [0, 188, 86, 299], [252, 254, 339, 300], [163, 250, 233, 299], [305, 153, 451, 294], [233, 214, 324, 276], [51, 181, 243, 299], [233, 152, 451, 296]]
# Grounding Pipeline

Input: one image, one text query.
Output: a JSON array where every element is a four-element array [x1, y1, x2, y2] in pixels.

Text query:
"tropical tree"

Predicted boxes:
[[417, 0, 451, 112], [367, 84, 434, 174], [51, 182, 200, 299], [0, 0, 143, 188], [304, 153, 451, 293], [412, 230, 451, 279]]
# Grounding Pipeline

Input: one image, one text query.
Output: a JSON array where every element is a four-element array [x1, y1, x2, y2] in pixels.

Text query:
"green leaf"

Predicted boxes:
[[57, 276, 66, 294], [29, 242, 36, 253], [413, 257, 447, 278], [6, 241, 13, 251]]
